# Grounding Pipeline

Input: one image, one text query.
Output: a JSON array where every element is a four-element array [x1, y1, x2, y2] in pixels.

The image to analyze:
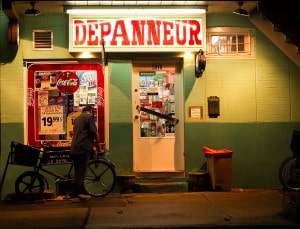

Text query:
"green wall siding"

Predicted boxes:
[[0, 8, 18, 63], [108, 62, 133, 175], [108, 123, 133, 175], [21, 14, 72, 59], [109, 62, 132, 123], [0, 123, 24, 198], [185, 122, 300, 189]]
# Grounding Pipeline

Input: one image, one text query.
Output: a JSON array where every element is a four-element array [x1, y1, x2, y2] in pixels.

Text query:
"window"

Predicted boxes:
[[206, 27, 254, 57]]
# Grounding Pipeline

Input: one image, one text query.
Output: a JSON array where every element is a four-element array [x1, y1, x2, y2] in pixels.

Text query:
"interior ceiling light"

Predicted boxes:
[[25, 1, 41, 16], [233, 1, 248, 16]]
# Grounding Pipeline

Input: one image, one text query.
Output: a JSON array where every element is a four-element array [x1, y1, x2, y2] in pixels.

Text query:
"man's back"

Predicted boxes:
[[71, 111, 97, 154]]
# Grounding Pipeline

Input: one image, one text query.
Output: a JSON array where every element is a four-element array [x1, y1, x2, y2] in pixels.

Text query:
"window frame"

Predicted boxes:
[[206, 27, 255, 58]]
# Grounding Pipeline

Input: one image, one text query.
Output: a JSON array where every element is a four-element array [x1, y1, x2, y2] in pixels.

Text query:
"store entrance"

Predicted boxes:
[[132, 60, 184, 178]]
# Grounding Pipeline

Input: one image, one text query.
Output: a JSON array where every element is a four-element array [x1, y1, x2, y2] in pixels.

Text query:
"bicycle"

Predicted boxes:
[[278, 130, 300, 191], [0, 141, 116, 200]]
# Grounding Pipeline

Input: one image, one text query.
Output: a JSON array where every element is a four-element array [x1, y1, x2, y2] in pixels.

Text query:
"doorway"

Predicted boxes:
[[132, 59, 184, 178]]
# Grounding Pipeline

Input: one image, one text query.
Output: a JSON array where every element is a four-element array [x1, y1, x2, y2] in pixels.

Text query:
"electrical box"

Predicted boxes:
[[208, 96, 220, 118]]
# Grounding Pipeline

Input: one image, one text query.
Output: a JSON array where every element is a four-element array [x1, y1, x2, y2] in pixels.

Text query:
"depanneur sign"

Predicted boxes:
[[69, 16, 206, 52]]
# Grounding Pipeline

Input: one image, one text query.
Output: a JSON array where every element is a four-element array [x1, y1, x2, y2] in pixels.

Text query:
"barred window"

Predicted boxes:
[[207, 27, 254, 57]]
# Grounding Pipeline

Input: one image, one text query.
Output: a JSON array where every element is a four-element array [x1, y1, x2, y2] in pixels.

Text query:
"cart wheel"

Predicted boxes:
[[84, 159, 116, 197], [15, 171, 45, 200]]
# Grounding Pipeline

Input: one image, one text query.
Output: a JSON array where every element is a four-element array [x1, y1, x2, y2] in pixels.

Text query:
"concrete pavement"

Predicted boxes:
[[0, 189, 299, 229]]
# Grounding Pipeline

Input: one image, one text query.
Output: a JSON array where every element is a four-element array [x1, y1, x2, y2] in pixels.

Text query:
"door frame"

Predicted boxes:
[[132, 59, 185, 178]]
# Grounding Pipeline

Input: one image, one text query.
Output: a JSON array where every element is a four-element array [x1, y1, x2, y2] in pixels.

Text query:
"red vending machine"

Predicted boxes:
[[26, 63, 104, 163]]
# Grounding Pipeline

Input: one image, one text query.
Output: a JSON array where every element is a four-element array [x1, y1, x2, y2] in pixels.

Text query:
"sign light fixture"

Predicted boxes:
[[64, 7, 206, 16]]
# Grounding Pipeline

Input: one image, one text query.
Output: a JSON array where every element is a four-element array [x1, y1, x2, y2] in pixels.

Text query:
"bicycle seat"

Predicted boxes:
[[290, 130, 300, 157]]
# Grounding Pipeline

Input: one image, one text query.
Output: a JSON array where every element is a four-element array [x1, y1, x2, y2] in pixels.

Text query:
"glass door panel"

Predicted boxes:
[[139, 70, 175, 138]]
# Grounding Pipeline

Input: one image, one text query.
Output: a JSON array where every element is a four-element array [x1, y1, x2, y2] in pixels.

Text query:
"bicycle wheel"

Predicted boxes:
[[15, 171, 45, 200], [84, 159, 116, 197], [279, 156, 300, 191]]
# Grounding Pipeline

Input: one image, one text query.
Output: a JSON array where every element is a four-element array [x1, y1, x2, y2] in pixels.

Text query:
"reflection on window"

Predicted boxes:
[[211, 35, 246, 53]]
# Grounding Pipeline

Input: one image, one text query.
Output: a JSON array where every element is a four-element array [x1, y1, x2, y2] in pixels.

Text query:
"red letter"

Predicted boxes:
[[162, 21, 174, 45], [111, 20, 130, 46], [176, 20, 187, 45], [147, 20, 161, 45], [131, 20, 145, 45], [87, 20, 99, 46], [188, 20, 202, 45], [74, 20, 86, 45], [100, 21, 111, 41]]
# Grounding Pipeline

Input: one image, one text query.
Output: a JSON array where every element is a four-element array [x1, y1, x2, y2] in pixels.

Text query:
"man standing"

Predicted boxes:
[[70, 105, 101, 198]]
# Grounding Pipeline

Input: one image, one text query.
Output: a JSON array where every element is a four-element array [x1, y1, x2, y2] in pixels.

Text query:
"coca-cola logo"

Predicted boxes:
[[57, 71, 80, 94]]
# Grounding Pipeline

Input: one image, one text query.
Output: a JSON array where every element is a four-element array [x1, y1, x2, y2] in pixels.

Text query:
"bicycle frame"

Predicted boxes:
[[34, 152, 115, 194], [33, 162, 74, 190]]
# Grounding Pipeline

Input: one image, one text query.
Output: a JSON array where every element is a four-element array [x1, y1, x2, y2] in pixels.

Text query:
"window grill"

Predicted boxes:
[[33, 30, 53, 50]]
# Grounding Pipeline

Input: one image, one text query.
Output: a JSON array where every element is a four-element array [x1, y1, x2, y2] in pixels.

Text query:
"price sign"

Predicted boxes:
[[39, 105, 66, 135]]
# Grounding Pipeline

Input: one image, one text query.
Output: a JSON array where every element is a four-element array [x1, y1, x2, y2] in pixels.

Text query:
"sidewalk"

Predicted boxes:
[[0, 189, 299, 229]]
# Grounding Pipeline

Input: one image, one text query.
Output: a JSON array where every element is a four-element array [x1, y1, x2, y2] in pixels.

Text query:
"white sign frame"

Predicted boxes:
[[69, 15, 206, 52]]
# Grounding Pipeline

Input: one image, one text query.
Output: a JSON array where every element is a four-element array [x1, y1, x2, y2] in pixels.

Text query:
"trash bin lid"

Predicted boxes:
[[202, 146, 233, 155]]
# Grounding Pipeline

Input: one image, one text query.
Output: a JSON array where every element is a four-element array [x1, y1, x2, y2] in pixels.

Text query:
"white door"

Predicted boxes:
[[132, 60, 184, 176]]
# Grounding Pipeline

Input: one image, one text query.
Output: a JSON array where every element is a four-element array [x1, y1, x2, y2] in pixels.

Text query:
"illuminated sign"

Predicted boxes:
[[69, 16, 206, 52]]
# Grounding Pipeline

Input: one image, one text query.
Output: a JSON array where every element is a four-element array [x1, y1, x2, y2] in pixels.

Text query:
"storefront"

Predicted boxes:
[[73, 12, 204, 177]]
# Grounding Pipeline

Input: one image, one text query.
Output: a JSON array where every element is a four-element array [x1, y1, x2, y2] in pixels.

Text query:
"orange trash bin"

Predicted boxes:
[[202, 146, 233, 191]]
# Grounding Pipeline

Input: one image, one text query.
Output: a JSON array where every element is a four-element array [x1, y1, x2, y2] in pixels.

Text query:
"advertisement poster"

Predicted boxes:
[[139, 70, 175, 137]]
